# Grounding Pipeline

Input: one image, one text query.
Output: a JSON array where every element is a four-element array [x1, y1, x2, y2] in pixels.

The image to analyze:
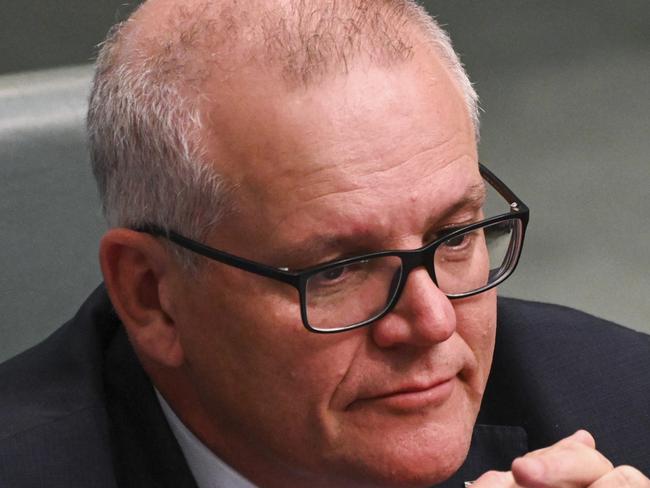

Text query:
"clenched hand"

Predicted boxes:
[[473, 430, 649, 487]]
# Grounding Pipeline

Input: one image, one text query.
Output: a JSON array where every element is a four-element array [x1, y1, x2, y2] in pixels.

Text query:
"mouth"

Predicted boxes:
[[350, 377, 457, 412]]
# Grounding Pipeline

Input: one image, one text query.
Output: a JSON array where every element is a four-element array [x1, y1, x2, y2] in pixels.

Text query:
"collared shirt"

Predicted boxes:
[[156, 391, 258, 488]]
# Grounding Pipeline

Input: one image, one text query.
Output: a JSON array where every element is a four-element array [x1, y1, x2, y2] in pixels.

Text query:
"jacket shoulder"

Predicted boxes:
[[488, 297, 650, 471], [0, 285, 119, 487], [497, 297, 649, 340]]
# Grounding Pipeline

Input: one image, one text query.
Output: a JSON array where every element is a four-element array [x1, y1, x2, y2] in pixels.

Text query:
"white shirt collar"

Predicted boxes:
[[156, 390, 258, 488]]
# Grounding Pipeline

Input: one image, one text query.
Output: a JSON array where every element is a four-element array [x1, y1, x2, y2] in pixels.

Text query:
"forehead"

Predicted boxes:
[[204, 49, 479, 252]]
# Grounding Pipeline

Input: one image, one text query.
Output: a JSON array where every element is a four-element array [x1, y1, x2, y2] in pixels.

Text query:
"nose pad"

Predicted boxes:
[[402, 248, 438, 289], [424, 259, 438, 285], [371, 267, 456, 348]]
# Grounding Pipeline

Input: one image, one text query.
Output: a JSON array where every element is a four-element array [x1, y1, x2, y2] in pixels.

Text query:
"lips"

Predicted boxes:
[[376, 378, 453, 399], [349, 376, 457, 412]]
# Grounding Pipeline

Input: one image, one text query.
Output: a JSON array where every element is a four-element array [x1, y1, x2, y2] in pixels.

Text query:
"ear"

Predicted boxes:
[[99, 228, 184, 368]]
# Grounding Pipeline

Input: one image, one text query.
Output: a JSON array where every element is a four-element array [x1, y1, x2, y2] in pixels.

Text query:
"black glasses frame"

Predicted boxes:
[[136, 163, 529, 333]]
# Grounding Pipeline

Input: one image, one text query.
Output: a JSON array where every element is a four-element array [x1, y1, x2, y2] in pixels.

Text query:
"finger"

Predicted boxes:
[[587, 465, 650, 488], [523, 430, 597, 462], [471, 470, 519, 488], [568, 430, 596, 449], [511, 432, 613, 488], [526, 430, 596, 459]]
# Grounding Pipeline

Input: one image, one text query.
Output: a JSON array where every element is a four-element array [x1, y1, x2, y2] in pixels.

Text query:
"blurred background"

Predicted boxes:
[[1, 0, 648, 362]]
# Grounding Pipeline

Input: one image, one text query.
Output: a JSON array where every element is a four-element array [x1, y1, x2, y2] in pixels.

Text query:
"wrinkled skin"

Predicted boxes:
[[99, 3, 650, 487], [473, 431, 650, 488], [157, 48, 494, 488]]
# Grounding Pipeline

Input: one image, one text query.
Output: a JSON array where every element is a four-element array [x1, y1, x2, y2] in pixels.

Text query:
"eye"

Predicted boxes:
[[311, 264, 352, 287], [310, 259, 370, 288], [438, 229, 480, 261], [321, 267, 345, 281], [443, 233, 469, 248]]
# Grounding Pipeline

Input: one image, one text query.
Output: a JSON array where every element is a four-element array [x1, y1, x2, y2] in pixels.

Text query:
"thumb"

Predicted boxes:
[[512, 430, 612, 488]]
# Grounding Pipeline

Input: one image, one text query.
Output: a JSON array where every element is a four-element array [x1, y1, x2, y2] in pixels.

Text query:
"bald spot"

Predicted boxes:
[[111, 0, 426, 92]]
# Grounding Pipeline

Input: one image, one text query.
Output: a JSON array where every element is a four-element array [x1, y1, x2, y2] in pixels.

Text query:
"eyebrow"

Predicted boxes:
[[281, 181, 488, 269], [426, 181, 487, 228]]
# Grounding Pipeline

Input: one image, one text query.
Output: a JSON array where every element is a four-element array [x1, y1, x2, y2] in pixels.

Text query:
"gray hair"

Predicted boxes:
[[87, 0, 479, 268]]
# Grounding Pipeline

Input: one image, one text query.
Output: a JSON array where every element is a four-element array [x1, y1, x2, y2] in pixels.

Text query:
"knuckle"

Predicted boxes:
[[611, 465, 650, 487], [561, 438, 585, 450], [477, 470, 510, 483], [550, 436, 584, 453]]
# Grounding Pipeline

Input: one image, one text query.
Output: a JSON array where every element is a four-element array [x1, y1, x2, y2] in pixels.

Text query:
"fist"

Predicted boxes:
[[472, 430, 650, 487]]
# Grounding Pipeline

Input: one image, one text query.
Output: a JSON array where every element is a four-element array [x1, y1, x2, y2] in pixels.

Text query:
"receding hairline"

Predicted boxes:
[[87, 0, 480, 269], [107, 0, 468, 93]]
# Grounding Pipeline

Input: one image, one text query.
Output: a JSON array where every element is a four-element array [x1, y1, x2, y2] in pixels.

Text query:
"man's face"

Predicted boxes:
[[170, 49, 496, 487]]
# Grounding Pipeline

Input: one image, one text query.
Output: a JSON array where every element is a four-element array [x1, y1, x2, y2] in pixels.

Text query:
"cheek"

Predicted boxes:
[[454, 289, 497, 385], [173, 270, 363, 453], [177, 271, 306, 392]]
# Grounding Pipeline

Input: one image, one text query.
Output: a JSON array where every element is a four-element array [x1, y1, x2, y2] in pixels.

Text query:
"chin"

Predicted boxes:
[[324, 414, 475, 488], [318, 369, 484, 487], [337, 445, 470, 488]]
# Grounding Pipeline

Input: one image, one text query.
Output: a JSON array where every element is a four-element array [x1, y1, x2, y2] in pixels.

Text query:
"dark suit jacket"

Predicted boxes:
[[1, 285, 648, 487]]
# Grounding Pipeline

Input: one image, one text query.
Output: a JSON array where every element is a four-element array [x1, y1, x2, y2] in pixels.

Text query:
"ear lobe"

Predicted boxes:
[[99, 228, 184, 368]]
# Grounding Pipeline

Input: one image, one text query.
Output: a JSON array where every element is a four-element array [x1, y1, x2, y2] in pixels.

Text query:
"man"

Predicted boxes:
[[0, 0, 648, 487]]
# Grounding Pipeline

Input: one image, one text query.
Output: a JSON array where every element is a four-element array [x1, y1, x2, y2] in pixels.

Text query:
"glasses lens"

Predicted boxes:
[[434, 218, 522, 296], [305, 256, 402, 331]]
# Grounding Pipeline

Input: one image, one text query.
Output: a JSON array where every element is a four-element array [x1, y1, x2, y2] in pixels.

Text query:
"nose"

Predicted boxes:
[[370, 268, 456, 348]]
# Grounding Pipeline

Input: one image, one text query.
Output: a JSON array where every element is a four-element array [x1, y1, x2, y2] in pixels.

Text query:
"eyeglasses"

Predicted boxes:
[[136, 164, 529, 333]]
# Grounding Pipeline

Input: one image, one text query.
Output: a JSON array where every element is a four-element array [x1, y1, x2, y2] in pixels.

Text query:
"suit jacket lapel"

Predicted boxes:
[[103, 327, 199, 488]]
